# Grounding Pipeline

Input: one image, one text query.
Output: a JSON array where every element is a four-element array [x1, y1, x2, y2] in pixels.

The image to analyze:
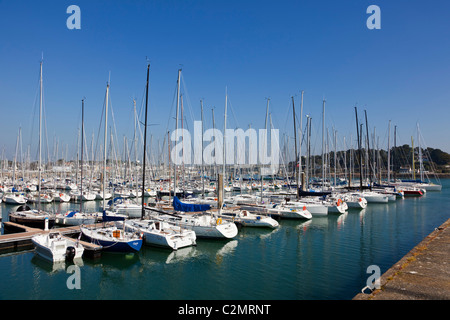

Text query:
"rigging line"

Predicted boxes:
[[164, 80, 179, 137], [180, 72, 196, 125], [227, 97, 240, 129], [28, 70, 41, 160], [92, 89, 107, 170]]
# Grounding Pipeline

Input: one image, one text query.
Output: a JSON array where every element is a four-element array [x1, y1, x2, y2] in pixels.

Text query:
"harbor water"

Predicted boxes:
[[0, 180, 449, 300]]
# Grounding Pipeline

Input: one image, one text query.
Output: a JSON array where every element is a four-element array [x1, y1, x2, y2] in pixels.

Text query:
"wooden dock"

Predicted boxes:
[[0, 221, 103, 258]]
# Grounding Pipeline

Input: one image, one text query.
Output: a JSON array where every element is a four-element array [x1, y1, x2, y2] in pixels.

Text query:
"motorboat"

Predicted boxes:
[[32, 232, 84, 262]]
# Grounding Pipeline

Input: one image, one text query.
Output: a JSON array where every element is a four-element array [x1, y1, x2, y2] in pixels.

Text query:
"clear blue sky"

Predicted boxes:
[[1, 0, 449, 162]]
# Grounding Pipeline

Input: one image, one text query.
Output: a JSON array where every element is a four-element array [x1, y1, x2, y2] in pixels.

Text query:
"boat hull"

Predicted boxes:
[[81, 227, 142, 253], [32, 234, 84, 262], [9, 214, 55, 229], [122, 220, 196, 250]]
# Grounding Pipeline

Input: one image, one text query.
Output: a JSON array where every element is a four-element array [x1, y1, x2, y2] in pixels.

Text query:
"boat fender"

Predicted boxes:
[[216, 218, 222, 225]]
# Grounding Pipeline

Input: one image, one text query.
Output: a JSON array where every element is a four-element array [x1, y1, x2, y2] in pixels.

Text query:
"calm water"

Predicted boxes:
[[1, 180, 449, 300]]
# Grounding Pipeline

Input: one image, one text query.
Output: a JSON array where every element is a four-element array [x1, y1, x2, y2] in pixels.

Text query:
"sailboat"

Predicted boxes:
[[55, 99, 98, 226], [9, 60, 55, 228], [80, 82, 143, 253], [126, 65, 198, 249], [81, 223, 143, 253], [3, 192, 27, 204], [9, 204, 56, 228], [119, 218, 196, 250], [53, 191, 71, 202], [217, 208, 279, 228], [153, 197, 238, 239], [26, 192, 53, 203]]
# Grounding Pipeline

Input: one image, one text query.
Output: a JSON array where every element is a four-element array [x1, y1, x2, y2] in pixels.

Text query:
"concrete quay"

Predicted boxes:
[[354, 218, 450, 300]]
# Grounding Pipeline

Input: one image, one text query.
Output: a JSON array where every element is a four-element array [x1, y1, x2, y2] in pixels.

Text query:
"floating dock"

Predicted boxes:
[[354, 218, 450, 300], [0, 221, 103, 258]]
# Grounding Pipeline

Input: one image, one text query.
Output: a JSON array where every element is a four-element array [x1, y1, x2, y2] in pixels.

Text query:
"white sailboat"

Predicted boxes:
[[26, 192, 53, 203], [53, 191, 71, 202], [55, 210, 97, 226], [56, 99, 98, 226], [103, 197, 142, 218], [265, 202, 313, 219], [2, 192, 26, 204], [81, 82, 143, 254], [159, 211, 238, 239], [218, 209, 279, 228], [9, 60, 54, 227], [119, 218, 196, 250]]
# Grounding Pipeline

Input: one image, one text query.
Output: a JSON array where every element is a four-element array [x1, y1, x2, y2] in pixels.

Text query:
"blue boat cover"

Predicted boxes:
[[173, 196, 211, 212], [107, 197, 123, 205], [66, 211, 77, 218]]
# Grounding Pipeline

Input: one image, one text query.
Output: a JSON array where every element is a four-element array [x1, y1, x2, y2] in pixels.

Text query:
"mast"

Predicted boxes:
[[364, 110, 371, 186], [299, 90, 304, 192], [417, 123, 424, 182], [305, 115, 311, 190], [102, 82, 110, 212], [291, 96, 298, 198], [411, 136, 415, 181], [38, 60, 43, 213], [394, 125, 397, 182], [133, 98, 139, 202], [141, 63, 150, 219], [334, 129, 337, 187], [354, 106, 362, 190], [80, 98, 84, 213], [173, 69, 181, 201], [201, 99, 205, 198], [222, 87, 228, 210], [322, 99, 325, 191], [387, 120, 391, 183]]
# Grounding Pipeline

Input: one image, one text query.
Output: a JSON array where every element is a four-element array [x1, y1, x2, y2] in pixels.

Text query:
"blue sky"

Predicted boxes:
[[1, 0, 449, 162]]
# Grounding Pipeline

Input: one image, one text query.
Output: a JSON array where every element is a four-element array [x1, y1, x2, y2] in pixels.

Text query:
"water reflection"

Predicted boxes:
[[31, 255, 84, 273]]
